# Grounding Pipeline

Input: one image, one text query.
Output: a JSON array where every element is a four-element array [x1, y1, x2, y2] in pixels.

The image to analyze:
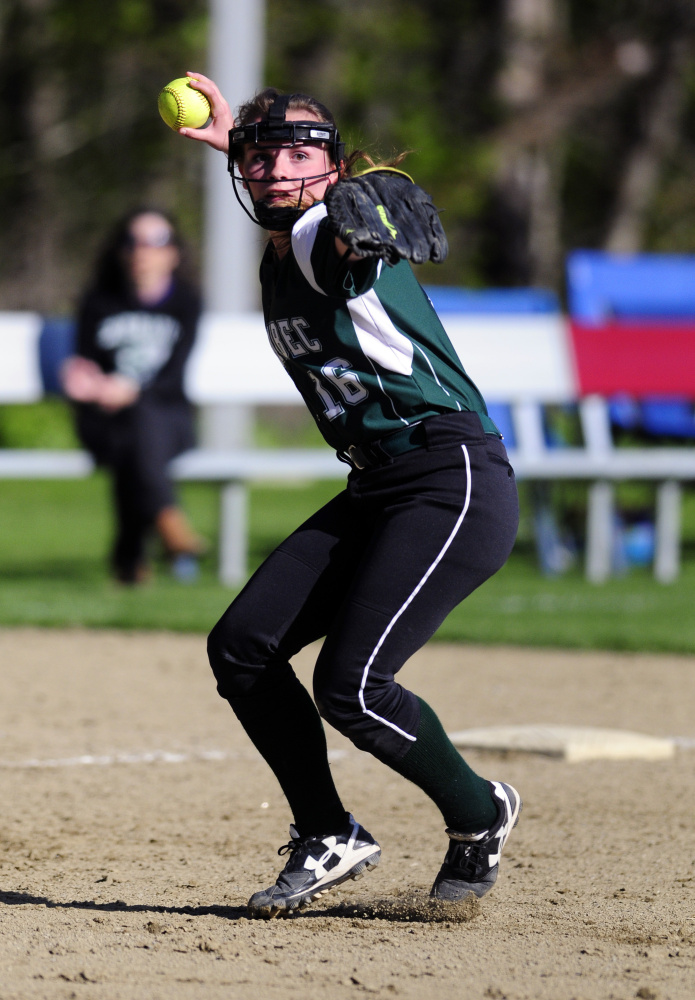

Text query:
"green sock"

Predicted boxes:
[[388, 697, 497, 833]]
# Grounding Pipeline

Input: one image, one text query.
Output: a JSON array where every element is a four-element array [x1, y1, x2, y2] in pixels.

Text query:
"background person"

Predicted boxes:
[[61, 208, 205, 584]]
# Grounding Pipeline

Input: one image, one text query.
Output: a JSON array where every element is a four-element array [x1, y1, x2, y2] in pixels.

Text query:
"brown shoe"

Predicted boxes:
[[155, 506, 208, 555], [114, 562, 152, 586]]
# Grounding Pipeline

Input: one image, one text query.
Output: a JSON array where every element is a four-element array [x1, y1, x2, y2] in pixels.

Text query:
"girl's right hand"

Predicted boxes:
[[60, 356, 106, 403], [179, 72, 234, 153]]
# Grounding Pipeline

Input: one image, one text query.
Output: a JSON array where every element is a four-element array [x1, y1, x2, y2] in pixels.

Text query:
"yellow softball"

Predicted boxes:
[[158, 77, 211, 131]]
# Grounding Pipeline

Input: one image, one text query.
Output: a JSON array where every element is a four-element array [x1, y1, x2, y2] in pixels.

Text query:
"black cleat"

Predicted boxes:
[[247, 814, 381, 919], [430, 781, 522, 902]]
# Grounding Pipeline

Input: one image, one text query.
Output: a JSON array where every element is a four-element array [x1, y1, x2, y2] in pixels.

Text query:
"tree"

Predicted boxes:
[[0, 0, 207, 312], [1, 0, 695, 312]]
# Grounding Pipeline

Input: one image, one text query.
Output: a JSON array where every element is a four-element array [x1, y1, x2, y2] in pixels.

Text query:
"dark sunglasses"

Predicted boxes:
[[123, 231, 175, 250]]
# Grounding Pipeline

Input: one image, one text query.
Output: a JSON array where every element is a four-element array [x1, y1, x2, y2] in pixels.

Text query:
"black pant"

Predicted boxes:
[[76, 398, 195, 578], [208, 411, 519, 764]]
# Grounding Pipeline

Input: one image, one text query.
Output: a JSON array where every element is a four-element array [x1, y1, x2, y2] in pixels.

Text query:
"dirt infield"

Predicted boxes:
[[1, 627, 693, 1000]]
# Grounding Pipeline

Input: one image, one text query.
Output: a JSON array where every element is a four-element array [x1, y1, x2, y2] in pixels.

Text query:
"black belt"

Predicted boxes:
[[342, 422, 427, 470]]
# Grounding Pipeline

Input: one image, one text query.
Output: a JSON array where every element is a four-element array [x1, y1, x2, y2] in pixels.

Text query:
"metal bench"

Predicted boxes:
[[2, 302, 695, 585]]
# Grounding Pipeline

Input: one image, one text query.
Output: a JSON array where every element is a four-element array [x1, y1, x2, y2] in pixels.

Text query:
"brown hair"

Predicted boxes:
[[236, 88, 337, 133]]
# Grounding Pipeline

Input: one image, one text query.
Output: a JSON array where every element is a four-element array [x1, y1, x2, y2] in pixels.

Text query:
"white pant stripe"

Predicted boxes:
[[357, 444, 473, 740]]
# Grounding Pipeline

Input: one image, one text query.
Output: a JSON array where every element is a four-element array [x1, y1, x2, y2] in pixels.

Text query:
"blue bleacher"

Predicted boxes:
[[641, 398, 695, 438], [39, 317, 76, 394], [484, 403, 516, 445], [424, 286, 560, 314], [566, 251, 695, 440], [424, 286, 561, 448], [567, 250, 695, 323]]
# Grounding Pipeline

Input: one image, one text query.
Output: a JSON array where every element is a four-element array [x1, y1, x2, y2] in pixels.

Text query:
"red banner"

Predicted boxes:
[[570, 321, 695, 397]]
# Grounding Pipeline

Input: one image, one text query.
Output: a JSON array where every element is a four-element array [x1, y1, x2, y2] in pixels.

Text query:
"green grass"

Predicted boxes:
[[438, 558, 695, 652], [1, 475, 694, 652]]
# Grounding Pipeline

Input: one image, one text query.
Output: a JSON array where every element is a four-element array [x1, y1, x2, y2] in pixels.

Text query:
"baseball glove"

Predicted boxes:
[[324, 167, 448, 266]]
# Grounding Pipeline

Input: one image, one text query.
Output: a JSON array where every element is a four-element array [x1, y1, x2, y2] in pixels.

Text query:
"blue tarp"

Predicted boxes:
[[38, 317, 76, 394], [423, 286, 560, 314], [567, 250, 695, 323], [567, 251, 695, 438]]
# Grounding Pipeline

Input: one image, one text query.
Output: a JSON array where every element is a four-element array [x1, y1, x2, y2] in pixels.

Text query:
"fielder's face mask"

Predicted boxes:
[[228, 93, 344, 231]]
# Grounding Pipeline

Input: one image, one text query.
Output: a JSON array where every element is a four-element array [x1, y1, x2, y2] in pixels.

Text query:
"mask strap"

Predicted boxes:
[[267, 94, 291, 123]]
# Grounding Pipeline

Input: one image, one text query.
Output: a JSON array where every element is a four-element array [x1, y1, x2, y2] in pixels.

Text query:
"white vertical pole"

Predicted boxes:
[[203, 0, 265, 313], [585, 480, 614, 583], [654, 479, 682, 584], [219, 482, 249, 586], [202, 0, 266, 583], [581, 396, 616, 583]]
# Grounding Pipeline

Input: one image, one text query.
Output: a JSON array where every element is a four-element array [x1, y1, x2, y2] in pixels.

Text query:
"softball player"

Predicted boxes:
[[180, 73, 522, 918]]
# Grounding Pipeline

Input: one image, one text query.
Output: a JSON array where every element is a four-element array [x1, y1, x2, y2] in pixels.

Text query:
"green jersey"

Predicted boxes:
[[259, 202, 499, 452]]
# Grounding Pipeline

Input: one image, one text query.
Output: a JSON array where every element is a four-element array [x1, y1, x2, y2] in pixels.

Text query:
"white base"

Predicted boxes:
[[447, 725, 676, 762]]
